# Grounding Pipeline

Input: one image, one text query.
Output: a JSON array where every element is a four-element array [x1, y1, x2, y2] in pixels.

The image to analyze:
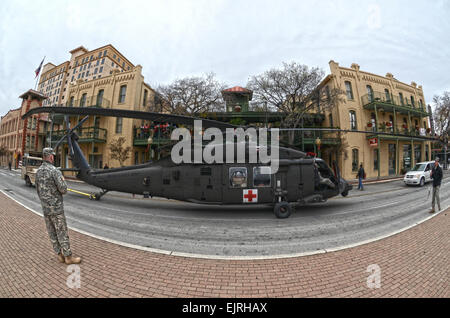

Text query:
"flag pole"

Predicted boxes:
[[34, 56, 45, 90]]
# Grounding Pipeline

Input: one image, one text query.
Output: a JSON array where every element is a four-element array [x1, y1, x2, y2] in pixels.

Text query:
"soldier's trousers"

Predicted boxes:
[[432, 186, 441, 210], [44, 214, 72, 257]]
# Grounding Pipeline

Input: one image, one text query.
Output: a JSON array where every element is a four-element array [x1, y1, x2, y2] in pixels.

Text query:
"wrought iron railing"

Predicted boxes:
[[361, 92, 426, 112], [48, 127, 107, 143]]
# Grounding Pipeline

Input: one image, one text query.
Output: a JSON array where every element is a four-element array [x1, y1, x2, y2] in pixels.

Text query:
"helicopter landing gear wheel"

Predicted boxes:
[[274, 201, 292, 219]]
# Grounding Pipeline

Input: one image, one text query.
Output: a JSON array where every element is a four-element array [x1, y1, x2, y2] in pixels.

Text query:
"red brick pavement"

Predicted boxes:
[[0, 192, 448, 298]]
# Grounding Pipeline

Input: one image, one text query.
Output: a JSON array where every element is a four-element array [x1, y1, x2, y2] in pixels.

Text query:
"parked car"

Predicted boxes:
[[403, 161, 438, 187]]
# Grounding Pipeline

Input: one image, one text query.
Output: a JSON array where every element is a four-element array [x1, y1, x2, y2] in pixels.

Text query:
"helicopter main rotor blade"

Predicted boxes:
[[22, 107, 238, 130], [70, 115, 89, 133]]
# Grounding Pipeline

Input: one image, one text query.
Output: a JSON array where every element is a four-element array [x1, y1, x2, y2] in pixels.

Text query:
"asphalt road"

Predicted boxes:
[[1, 167, 449, 257]]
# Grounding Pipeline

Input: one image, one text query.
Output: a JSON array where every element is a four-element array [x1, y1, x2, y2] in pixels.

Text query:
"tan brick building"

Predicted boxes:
[[33, 44, 156, 171], [319, 61, 432, 180]]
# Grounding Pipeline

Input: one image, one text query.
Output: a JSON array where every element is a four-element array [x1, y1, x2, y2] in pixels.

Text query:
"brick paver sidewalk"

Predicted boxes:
[[0, 192, 448, 298]]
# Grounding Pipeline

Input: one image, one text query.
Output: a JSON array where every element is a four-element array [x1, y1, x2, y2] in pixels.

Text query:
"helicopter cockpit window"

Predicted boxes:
[[253, 166, 271, 187], [229, 167, 247, 188]]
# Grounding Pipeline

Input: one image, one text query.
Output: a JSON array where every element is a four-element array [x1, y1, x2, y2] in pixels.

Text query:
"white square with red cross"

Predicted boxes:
[[243, 189, 258, 203]]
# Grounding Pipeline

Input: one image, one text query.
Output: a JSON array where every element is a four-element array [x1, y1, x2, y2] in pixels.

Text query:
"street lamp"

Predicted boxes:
[[315, 137, 322, 158]]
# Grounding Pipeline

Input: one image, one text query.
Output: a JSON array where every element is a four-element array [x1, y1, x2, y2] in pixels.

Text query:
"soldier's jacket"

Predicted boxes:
[[36, 161, 68, 216]]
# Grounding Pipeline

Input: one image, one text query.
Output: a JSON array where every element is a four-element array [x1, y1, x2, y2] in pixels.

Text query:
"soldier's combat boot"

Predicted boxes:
[[57, 253, 65, 263], [65, 255, 81, 265], [429, 208, 435, 214]]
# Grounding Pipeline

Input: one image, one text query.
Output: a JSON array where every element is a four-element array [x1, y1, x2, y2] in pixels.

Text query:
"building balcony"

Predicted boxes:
[[48, 127, 107, 144], [362, 92, 429, 117], [366, 125, 432, 142], [287, 128, 342, 147], [133, 126, 174, 147]]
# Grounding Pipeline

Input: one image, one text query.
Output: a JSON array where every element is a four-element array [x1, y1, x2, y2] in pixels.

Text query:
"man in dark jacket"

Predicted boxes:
[[430, 157, 443, 213], [357, 164, 365, 191]]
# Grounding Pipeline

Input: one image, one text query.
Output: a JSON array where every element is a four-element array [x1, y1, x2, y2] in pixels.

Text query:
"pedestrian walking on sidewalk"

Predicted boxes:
[[35, 148, 81, 264], [429, 157, 443, 213], [8, 161, 12, 170], [357, 163, 365, 191]]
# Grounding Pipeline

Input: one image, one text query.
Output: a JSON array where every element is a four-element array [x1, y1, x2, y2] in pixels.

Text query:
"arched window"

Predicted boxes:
[[80, 93, 87, 107], [349, 110, 357, 130], [352, 149, 359, 172], [143, 89, 148, 107], [384, 89, 391, 102], [399, 92, 404, 106], [96, 89, 104, 107], [370, 113, 376, 132], [367, 85, 374, 102], [119, 85, 127, 103], [410, 96, 415, 107], [345, 81, 354, 100]]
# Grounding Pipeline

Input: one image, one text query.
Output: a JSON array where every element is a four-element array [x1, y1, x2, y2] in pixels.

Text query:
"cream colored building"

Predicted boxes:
[[32, 44, 157, 172], [319, 61, 432, 180], [38, 44, 135, 107], [54, 66, 156, 172]]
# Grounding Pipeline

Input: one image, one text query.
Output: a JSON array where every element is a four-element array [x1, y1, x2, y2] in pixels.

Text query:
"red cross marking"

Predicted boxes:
[[244, 190, 257, 202]]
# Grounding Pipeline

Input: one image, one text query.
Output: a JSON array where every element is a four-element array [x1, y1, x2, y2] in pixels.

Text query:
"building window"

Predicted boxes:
[[367, 85, 374, 102], [143, 89, 148, 107], [101, 58, 105, 65], [94, 68, 98, 74], [103, 50, 107, 57], [80, 93, 87, 107], [96, 89, 104, 106], [71, 76, 74, 82], [112, 62, 115, 67], [349, 110, 357, 130], [119, 85, 127, 103], [384, 88, 391, 102], [115, 117, 123, 133], [328, 113, 333, 128], [345, 81, 354, 100], [86, 70, 90, 77], [113, 54, 116, 59], [352, 149, 359, 172], [410, 96, 415, 107], [99, 66, 103, 73], [399, 92, 404, 105], [374, 149, 379, 171]]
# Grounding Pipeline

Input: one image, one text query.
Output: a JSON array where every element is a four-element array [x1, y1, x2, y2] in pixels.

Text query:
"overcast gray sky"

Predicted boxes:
[[1, 0, 449, 116]]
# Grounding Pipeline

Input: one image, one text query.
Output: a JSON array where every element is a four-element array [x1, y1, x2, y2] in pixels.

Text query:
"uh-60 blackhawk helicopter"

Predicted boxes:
[[23, 106, 353, 218]]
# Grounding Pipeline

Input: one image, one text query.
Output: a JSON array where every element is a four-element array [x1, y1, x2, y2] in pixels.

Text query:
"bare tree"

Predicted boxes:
[[108, 137, 131, 167], [247, 61, 343, 143], [156, 73, 226, 115], [433, 92, 450, 136], [433, 92, 450, 168]]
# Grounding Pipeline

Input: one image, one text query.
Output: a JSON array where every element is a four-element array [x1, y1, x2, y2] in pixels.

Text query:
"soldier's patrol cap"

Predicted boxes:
[[43, 147, 55, 156]]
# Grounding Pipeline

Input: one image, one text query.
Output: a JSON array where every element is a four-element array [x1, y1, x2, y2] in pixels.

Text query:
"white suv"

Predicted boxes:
[[403, 161, 436, 187]]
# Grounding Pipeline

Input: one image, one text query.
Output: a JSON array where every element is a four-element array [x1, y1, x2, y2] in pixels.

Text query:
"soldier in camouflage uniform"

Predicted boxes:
[[36, 148, 81, 264]]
